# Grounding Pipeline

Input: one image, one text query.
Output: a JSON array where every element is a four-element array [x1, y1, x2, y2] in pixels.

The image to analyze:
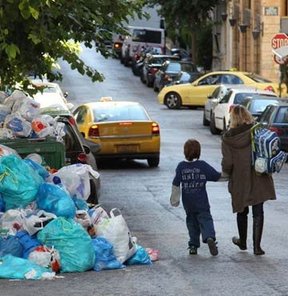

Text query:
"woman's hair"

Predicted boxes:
[[229, 104, 254, 128], [184, 139, 201, 161]]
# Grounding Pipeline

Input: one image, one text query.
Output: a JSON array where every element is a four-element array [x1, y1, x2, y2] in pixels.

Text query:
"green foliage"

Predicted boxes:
[[146, 0, 218, 64], [0, 0, 146, 92]]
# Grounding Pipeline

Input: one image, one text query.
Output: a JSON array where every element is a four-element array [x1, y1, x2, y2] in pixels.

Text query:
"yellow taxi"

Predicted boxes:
[[158, 71, 284, 109], [73, 98, 160, 167]]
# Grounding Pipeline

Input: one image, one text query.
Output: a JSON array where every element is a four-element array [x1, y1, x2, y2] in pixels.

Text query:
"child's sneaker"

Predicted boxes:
[[188, 246, 198, 255], [207, 238, 218, 256]]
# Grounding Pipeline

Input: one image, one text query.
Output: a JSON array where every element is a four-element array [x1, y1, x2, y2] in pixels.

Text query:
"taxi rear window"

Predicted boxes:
[[93, 105, 149, 122]]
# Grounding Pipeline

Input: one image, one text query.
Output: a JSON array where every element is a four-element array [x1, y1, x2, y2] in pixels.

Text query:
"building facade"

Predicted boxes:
[[212, 0, 288, 83]]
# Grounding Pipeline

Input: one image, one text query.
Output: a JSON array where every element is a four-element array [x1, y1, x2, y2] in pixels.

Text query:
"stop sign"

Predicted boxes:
[[271, 33, 288, 64], [271, 33, 288, 49]]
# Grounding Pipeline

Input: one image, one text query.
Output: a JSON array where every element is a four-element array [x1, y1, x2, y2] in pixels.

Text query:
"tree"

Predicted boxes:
[[0, 0, 146, 93], [146, 0, 219, 65]]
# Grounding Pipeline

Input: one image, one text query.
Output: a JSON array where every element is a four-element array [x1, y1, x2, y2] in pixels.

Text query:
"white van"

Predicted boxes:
[[121, 26, 165, 66]]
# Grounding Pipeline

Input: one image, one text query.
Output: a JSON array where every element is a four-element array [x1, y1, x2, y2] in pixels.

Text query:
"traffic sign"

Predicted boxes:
[[271, 33, 288, 64]]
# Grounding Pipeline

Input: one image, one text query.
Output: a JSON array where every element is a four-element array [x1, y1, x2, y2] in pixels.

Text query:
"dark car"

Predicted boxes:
[[242, 95, 284, 121], [140, 54, 180, 87], [153, 60, 199, 92], [258, 103, 288, 152], [57, 115, 101, 204]]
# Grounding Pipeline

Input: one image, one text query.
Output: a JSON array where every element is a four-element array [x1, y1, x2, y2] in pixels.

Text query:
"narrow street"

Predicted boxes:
[[3, 45, 288, 296]]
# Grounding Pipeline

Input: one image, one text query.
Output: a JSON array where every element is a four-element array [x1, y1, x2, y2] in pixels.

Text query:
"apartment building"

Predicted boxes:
[[212, 0, 288, 83]]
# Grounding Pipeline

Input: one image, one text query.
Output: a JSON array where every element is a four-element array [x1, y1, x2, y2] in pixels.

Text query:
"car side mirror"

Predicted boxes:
[[64, 91, 68, 98], [207, 95, 213, 99]]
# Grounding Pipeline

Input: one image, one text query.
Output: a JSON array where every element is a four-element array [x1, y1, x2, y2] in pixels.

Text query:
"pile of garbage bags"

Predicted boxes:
[[0, 90, 65, 140], [0, 147, 156, 280]]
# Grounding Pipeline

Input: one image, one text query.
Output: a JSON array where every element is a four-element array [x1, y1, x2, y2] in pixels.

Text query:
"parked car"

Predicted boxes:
[[158, 70, 282, 109], [209, 87, 278, 134], [31, 79, 73, 112], [169, 48, 191, 60], [140, 54, 180, 87], [153, 60, 198, 92], [242, 95, 286, 121], [258, 103, 288, 152], [39, 104, 101, 204], [203, 84, 231, 126], [73, 98, 160, 167]]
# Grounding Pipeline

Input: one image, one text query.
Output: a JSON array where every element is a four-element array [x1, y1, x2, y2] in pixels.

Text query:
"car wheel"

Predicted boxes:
[[147, 157, 160, 168], [210, 114, 221, 135], [164, 92, 182, 109], [203, 111, 210, 126], [146, 76, 152, 87]]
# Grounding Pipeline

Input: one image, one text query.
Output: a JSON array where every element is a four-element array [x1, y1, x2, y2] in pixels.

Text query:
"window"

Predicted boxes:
[[132, 29, 162, 44], [198, 74, 220, 85], [275, 107, 288, 123], [93, 105, 149, 122], [74, 107, 87, 124]]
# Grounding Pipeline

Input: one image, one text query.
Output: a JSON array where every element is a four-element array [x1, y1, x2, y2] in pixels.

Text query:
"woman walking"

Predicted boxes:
[[221, 105, 276, 255]]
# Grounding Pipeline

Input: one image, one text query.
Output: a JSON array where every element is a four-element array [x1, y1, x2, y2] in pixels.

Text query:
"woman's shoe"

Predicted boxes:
[[232, 236, 247, 250]]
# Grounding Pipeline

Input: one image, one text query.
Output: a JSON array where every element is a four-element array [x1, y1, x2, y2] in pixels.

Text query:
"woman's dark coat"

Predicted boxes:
[[221, 123, 276, 213]]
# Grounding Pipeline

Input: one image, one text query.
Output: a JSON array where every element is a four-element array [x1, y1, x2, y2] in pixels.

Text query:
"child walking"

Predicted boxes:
[[170, 139, 221, 256]]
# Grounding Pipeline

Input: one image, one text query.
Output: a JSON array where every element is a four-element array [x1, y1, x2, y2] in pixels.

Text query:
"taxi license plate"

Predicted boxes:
[[116, 145, 138, 153]]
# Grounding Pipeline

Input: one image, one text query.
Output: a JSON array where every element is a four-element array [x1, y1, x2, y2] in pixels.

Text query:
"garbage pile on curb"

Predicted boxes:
[[0, 90, 159, 280], [0, 90, 66, 140]]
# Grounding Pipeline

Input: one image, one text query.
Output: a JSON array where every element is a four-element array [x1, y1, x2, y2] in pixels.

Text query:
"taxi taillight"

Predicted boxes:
[[152, 122, 160, 135], [88, 125, 99, 138]]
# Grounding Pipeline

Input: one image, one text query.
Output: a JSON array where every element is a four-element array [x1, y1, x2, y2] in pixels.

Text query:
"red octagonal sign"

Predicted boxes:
[[271, 33, 288, 64], [272, 33, 288, 48]]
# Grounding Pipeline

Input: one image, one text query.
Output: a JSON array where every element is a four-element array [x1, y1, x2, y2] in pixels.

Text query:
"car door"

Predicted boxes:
[[180, 74, 221, 106]]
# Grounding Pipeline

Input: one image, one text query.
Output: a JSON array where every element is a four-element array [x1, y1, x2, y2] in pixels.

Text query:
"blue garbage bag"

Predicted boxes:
[[0, 155, 43, 210], [125, 244, 152, 266], [15, 231, 41, 258], [36, 183, 76, 218], [37, 217, 95, 273], [92, 236, 124, 271], [0, 255, 52, 279], [23, 159, 49, 180], [0, 235, 23, 258]]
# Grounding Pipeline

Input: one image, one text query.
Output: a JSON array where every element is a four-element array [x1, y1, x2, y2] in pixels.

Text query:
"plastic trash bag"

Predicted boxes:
[[0, 194, 5, 212], [0, 209, 26, 235], [0, 144, 19, 157], [92, 236, 124, 271], [0, 128, 14, 139], [96, 208, 137, 263], [53, 164, 100, 200], [0, 155, 43, 210], [28, 245, 61, 273], [31, 115, 54, 138], [0, 235, 23, 258], [3, 90, 27, 110], [4, 112, 32, 137], [23, 210, 56, 236], [125, 244, 152, 266], [12, 96, 40, 122], [37, 217, 95, 273], [0, 254, 55, 280], [23, 158, 50, 180], [0, 104, 11, 125], [73, 197, 89, 211], [36, 183, 76, 219], [15, 230, 41, 258], [88, 205, 109, 225]]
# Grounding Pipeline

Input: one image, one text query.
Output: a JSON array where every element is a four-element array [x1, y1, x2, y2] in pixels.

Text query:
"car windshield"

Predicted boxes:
[[275, 106, 288, 123], [181, 63, 197, 72], [250, 99, 280, 113], [93, 104, 149, 122], [244, 73, 272, 83]]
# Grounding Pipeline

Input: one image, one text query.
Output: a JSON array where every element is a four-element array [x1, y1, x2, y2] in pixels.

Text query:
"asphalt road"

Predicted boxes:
[[2, 45, 288, 296]]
